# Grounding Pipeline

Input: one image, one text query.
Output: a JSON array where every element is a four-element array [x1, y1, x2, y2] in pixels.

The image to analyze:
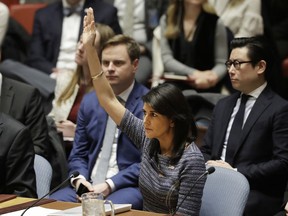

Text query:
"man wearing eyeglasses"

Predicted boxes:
[[201, 36, 288, 216]]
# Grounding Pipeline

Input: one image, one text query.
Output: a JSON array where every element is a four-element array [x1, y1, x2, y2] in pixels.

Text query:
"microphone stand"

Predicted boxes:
[[171, 167, 215, 216], [20, 171, 79, 216]]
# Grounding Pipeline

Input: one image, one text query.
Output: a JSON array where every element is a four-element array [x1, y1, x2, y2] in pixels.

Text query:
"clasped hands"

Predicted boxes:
[[75, 179, 112, 201], [187, 70, 218, 89]]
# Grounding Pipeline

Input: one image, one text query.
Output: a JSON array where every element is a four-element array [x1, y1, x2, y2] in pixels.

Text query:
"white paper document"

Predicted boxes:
[[1, 206, 59, 216], [48, 204, 132, 216]]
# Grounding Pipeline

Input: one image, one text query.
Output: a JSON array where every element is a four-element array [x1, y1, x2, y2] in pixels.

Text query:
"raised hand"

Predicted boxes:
[[82, 7, 96, 47]]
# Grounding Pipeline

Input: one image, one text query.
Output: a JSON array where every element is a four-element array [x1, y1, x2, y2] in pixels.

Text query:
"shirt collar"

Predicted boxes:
[[117, 80, 135, 102], [246, 82, 267, 99]]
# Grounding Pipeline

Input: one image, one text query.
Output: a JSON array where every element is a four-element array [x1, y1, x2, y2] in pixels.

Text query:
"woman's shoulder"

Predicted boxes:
[[178, 143, 206, 170], [183, 142, 205, 160]]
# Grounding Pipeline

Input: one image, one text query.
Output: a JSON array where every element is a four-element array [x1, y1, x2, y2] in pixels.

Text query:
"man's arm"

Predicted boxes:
[[25, 88, 50, 160], [5, 123, 37, 198]]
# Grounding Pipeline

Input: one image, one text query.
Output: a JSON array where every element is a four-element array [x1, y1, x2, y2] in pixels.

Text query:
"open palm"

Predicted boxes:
[[82, 7, 96, 47]]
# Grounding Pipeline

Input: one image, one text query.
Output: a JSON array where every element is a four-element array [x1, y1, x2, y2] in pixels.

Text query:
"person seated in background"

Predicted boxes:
[[0, 72, 51, 162], [80, 8, 207, 215], [25, 0, 121, 78], [104, 0, 160, 86], [0, 2, 9, 47], [158, 0, 228, 93], [50, 34, 149, 210], [201, 36, 288, 215], [208, 0, 263, 37], [49, 23, 115, 156], [0, 112, 37, 198]]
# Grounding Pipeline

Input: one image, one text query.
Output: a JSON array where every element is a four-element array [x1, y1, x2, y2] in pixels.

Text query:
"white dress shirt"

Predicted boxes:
[[56, 0, 84, 72]]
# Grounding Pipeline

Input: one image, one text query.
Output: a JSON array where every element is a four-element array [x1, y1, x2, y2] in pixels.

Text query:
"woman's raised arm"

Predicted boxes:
[[82, 8, 125, 126]]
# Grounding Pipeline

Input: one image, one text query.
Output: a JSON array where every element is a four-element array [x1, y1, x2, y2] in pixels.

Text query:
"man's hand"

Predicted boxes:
[[284, 201, 288, 216], [74, 179, 93, 192], [92, 183, 112, 197], [206, 160, 233, 169], [56, 120, 76, 138], [74, 179, 94, 201]]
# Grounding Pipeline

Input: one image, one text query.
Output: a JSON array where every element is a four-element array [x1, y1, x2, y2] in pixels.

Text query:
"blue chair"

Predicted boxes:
[[200, 166, 250, 216], [34, 154, 52, 198]]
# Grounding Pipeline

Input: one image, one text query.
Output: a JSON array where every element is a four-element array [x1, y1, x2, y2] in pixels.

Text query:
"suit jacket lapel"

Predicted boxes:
[[233, 87, 272, 158], [0, 78, 14, 114], [241, 87, 272, 139]]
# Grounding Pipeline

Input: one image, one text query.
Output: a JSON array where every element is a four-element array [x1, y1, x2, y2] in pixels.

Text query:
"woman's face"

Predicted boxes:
[[75, 36, 86, 66], [75, 31, 101, 65], [143, 103, 174, 140]]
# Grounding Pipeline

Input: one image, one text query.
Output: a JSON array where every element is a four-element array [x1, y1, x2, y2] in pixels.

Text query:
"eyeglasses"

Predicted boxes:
[[225, 60, 253, 70]]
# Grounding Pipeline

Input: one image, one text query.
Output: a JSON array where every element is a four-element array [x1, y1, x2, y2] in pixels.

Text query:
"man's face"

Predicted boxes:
[[228, 47, 263, 94], [101, 44, 138, 94]]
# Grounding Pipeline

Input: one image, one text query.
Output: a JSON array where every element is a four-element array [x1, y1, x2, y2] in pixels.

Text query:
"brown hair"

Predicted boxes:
[[101, 34, 140, 63]]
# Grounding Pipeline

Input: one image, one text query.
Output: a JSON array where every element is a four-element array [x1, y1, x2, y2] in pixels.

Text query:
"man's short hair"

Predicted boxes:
[[101, 34, 140, 63]]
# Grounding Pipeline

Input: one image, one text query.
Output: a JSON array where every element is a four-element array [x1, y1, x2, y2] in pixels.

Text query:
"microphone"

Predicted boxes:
[[171, 167, 215, 216], [20, 171, 79, 216]]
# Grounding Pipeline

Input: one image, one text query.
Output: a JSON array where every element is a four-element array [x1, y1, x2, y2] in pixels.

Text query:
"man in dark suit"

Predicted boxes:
[[50, 35, 149, 210], [201, 36, 288, 216], [0, 72, 67, 190], [0, 112, 37, 198], [0, 73, 50, 160], [26, 0, 121, 75]]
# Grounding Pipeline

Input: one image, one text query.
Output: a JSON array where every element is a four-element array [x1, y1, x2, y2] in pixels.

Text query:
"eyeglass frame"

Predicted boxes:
[[225, 60, 253, 70]]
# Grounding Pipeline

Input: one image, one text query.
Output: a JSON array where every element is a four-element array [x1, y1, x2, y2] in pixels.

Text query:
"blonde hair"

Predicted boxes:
[[165, 0, 215, 39], [56, 23, 115, 105]]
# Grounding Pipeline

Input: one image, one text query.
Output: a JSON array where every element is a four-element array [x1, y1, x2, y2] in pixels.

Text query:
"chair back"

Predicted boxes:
[[34, 154, 52, 198], [9, 3, 46, 34], [200, 166, 250, 216]]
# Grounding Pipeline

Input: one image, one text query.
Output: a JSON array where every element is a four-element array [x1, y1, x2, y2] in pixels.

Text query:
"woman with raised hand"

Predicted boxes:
[[83, 8, 206, 215]]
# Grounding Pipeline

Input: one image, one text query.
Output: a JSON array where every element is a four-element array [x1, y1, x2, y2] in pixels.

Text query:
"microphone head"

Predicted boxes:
[[70, 171, 80, 178], [207, 167, 215, 174]]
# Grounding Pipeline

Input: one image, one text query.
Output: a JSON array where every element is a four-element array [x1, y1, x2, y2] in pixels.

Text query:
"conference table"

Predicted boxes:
[[0, 195, 164, 215]]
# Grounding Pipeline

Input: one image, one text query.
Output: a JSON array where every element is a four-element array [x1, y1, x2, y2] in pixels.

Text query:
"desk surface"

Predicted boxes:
[[0, 196, 164, 216]]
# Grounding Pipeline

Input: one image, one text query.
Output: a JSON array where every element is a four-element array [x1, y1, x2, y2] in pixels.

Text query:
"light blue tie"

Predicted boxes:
[[92, 116, 116, 184]]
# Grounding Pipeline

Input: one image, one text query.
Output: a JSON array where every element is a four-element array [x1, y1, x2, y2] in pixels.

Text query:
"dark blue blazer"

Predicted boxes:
[[26, 0, 121, 74], [201, 86, 288, 215], [68, 81, 149, 189]]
